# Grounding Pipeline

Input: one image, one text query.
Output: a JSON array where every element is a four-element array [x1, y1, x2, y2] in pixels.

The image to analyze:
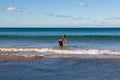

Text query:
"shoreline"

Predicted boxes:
[[1, 55, 120, 63], [0, 55, 45, 62]]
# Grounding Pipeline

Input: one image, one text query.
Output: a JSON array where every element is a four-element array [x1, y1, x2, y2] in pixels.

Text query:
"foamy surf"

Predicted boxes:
[[0, 48, 120, 59]]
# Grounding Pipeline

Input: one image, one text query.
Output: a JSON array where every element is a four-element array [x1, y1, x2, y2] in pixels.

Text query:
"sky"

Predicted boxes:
[[0, 0, 120, 27]]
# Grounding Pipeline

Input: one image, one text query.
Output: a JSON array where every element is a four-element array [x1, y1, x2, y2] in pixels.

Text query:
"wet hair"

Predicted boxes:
[[64, 35, 66, 37]]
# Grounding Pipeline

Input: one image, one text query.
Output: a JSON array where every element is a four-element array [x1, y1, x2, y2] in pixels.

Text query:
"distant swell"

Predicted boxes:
[[1, 48, 120, 59], [0, 35, 120, 40]]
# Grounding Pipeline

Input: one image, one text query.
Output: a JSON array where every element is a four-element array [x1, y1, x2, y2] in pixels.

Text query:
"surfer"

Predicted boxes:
[[58, 35, 69, 47]]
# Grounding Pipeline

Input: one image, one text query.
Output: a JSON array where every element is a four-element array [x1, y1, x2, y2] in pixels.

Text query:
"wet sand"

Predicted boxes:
[[1, 54, 120, 63], [0, 55, 45, 62]]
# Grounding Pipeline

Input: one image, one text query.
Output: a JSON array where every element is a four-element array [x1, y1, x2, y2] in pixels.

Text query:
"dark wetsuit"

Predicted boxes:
[[58, 37, 66, 47]]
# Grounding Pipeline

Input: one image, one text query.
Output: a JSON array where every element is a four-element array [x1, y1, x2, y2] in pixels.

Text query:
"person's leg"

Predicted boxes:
[[59, 41, 63, 47]]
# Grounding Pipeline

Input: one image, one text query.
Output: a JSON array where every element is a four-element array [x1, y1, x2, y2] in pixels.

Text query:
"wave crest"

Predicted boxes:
[[0, 48, 119, 54], [0, 48, 120, 59]]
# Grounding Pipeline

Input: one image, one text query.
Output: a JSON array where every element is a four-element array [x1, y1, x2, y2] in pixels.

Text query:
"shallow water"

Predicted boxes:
[[0, 59, 120, 80]]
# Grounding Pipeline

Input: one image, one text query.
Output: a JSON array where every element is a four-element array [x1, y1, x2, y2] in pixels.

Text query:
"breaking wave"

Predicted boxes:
[[1, 48, 120, 59]]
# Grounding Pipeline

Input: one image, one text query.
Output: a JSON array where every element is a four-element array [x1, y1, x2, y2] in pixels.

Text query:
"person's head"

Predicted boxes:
[[63, 35, 66, 38]]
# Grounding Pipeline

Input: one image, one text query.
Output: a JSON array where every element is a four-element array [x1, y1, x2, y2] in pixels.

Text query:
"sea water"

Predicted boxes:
[[0, 28, 120, 49], [1, 59, 120, 80], [0, 28, 120, 58], [0, 28, 120, 80]]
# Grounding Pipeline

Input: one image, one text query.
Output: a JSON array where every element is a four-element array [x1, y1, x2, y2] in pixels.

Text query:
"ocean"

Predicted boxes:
[[0, 28, 120, 58], [0, 28, 120, 80]]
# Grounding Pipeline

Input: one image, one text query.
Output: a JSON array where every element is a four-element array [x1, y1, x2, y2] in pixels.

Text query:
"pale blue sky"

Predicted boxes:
[[0, 0, 120, 27]]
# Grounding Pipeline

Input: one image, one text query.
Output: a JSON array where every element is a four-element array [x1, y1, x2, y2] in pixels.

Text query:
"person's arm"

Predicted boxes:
[[64, 38, 69, 46]]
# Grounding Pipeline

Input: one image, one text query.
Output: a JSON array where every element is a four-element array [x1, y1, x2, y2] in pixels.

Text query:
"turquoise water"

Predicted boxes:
[[0, 28, 120, 58], [0, 28, 120, 50]]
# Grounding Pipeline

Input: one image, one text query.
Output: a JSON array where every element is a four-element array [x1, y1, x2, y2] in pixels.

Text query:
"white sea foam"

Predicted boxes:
[[0, 48, 120, 59]]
